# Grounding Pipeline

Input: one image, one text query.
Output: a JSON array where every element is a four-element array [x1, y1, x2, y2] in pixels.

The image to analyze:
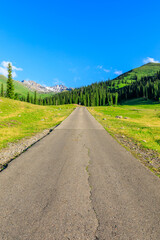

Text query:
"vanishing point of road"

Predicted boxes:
[[0, 107, 160, 240]]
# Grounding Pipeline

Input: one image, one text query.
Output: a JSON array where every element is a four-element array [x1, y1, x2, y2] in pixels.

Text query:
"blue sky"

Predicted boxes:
[[0, 0, 160, 88]]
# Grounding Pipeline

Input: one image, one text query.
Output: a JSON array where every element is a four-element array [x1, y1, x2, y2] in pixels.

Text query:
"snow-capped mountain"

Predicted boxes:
[[21, 80, 73, 93]]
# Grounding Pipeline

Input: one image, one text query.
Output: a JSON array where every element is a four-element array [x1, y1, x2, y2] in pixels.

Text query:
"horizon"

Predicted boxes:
[[1, 61, 160, 88], [0, 0, 160, 88]]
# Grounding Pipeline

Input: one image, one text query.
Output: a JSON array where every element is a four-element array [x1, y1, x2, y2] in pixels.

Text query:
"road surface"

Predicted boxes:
[[0, 107, 160, 239]]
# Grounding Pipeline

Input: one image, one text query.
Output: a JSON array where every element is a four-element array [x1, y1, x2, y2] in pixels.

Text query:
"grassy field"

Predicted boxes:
[[88, 98, 160, 154], [0, 97, 75, 150]]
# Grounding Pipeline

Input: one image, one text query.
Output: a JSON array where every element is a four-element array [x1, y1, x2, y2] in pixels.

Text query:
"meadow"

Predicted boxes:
[[0, 97, 75, 150], [88, 98, 160, 154]]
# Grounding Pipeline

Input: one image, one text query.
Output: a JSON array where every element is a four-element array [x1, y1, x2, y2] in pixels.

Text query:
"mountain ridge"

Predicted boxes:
[[0, 75, 73, 95], [21, 80, 73, 93]]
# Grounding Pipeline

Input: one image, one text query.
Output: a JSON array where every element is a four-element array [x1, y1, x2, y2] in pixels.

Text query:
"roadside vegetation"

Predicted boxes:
[[88, 98, 160, 176], [0, 97, 74, 150], [88, 98, 160, 153]]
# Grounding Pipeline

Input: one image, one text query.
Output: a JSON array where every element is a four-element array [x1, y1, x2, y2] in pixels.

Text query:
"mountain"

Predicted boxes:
[[21, 80, 73, 93], [0, 75, 73, 100]]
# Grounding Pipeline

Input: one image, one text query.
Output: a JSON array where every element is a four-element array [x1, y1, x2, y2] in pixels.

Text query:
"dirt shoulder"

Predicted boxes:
[[113, 133, 160, 177], [0, 126, 56, 171], [87, 106, 160, 178]]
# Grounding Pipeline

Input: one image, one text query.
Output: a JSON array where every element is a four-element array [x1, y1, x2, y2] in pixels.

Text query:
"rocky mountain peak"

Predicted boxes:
[[21, 80, 73, 93]]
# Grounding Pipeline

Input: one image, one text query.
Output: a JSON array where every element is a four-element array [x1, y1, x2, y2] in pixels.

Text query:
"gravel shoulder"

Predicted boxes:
[[0, 126, 57, 171], [114, 133, 160, 177]]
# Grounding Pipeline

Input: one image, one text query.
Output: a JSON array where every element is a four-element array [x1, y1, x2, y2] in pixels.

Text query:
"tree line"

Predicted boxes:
[[1, 63, 160, 106], [41, 72, 160, 106]]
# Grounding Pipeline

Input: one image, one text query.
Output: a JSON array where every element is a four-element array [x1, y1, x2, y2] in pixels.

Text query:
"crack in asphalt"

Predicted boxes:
[[83, 143, 100, 240]]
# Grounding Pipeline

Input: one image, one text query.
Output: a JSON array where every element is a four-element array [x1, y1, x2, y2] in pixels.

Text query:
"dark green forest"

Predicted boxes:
[[40, 71, 160, 106]]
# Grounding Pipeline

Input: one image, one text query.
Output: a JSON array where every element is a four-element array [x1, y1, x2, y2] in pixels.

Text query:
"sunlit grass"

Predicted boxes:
[[0, 97, 75, 149], [88, 98, 160, 154]]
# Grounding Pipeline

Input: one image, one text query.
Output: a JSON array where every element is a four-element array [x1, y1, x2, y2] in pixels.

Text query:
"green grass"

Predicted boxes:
[[88, 98, 160, 154], [0, 97, 75, 150], [111, 62, 160, 89], [0, 75, 54, 99], [130, 63, 160, 80]]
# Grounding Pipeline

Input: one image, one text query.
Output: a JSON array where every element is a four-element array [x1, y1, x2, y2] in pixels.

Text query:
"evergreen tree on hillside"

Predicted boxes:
[[6, 63, 14, 99], [34, 91, 37, 104], [27, 92, 30, 103], [115, 92, 118, 105], [1, 83, 4, 97]]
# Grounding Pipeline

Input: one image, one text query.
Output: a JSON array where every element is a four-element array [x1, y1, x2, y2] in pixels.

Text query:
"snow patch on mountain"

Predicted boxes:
[[21, 80, 73, 93]]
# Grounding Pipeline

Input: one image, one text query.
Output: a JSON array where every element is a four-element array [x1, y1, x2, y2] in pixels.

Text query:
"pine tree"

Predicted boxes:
[[115, 92, 118, 105], [34, 91, 37, 104], [6, 63, 14, 99], [27, 92, 30, 102], [1, 83, 4, 97]]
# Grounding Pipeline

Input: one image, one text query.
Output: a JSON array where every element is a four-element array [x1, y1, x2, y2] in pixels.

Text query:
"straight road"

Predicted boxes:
[[0, 107, 160, 239]]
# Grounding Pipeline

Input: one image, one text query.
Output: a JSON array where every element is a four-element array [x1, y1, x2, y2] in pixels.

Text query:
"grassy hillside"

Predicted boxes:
[[0, 75, 54, 99], [112, 62, 160, 87], [0, 97, 75, 150]]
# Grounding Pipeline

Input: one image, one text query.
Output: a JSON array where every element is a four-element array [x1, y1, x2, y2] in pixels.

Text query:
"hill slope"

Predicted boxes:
[[0, 75, 33, 98], [113, 62, 160, 83]]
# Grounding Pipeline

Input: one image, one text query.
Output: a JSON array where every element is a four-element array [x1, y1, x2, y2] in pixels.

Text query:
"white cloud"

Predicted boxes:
[[97, 65, 110, 73], [0, 61, 23, 78], [143, 57, 159, 64], [0, 66, 8, 77], [12, 71, 17, 78], [114, 70, 123, 75], [103, 68, 110, 73]]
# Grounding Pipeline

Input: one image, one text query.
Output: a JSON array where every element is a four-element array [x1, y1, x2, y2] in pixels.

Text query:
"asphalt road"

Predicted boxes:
[[0, 107, 160, 240]]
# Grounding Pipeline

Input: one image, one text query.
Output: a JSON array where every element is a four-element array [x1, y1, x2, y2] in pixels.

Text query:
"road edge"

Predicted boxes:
[[0, 107, 77, 172]]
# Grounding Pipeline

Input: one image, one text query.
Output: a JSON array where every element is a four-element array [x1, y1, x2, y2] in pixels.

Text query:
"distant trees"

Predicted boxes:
[[1, 66, 160, 106], [27, 92, 30, 103], [1, 83, 4, 97], [40, 71, 160, 106], [6, 63, 14, 99], [34, 91, 37, 104]]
